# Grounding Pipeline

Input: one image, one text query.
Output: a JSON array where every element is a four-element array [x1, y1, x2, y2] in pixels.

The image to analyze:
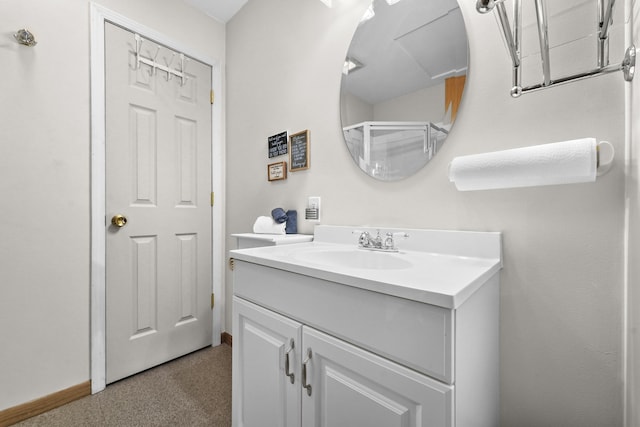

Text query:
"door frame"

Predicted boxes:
[[89, 3, 224, 394]]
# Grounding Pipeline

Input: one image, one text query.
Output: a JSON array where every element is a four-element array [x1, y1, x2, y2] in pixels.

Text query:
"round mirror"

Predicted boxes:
[[340, 0, 469, 181]]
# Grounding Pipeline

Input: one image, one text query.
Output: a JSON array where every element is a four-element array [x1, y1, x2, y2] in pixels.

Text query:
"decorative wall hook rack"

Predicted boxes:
[[476, 0, 635, 97], [133, 34, 188, 86]]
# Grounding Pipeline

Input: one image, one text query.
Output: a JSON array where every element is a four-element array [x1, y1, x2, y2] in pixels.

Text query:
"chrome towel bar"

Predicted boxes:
[[476, 0, 635, 97]]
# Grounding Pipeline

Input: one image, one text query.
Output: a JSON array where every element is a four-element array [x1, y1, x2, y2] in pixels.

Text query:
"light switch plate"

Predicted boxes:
[[306, 196, 321, 222]]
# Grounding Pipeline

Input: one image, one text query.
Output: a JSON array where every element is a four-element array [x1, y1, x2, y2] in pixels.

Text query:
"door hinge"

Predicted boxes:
[[211, 293, 215, 309], [210, 89, 214, 105], [210, 192, 215, 206]]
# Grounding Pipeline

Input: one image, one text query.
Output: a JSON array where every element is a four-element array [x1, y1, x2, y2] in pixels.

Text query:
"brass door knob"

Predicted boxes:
[[111, 214, 128, 228]]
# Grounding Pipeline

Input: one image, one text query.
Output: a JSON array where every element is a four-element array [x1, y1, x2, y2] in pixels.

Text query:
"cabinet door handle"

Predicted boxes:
[[302, 348, 312, 397], [285, 338, 295, 384]]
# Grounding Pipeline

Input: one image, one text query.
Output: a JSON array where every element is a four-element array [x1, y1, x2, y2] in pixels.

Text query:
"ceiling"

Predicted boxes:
[[182, 0, 248, 22], [182, 0, 468, 107], [344, 0, 468, 105]]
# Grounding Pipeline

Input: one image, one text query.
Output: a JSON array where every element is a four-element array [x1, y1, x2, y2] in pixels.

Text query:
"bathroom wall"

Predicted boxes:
[[342, 84, 445, 124], [0, 0, 224, 411], [341, 92, 374, 124], [373, 83, 445, 122], [226, 0, 625, 426]]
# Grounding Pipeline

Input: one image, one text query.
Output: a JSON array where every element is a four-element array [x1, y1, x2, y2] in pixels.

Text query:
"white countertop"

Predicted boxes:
[[231, 233, 313, 244], [230, 226, 502, 309]]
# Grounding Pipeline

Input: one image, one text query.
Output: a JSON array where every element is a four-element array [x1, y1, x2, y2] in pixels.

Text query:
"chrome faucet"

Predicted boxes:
[[354, 229, 409, 252]]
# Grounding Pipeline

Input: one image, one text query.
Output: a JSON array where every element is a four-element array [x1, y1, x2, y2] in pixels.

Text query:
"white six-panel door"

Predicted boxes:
[[105, 22, 213, 383]]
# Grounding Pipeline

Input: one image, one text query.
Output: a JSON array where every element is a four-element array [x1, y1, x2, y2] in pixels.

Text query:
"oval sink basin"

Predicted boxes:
[[293, 249, 412, 270]]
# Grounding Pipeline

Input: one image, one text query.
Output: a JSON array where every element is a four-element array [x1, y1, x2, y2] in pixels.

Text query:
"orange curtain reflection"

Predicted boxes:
[[445, 75, 466, 122]]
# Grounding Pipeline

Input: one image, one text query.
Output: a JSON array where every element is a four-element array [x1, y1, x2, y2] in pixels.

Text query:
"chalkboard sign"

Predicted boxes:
[[289, 130, 310, 171], [268, 131, 288, 158]]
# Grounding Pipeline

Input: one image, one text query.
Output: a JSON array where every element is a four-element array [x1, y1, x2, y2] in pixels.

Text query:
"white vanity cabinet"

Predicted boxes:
[[301, 324, 452, 427], [233, 296, 451, 427], [233, 297, 301, 427], [231, 225, 502, 427]]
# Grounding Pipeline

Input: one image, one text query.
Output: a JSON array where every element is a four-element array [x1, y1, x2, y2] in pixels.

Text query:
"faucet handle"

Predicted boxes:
[[383, 233, 394, 249], [352, 229, 370, 246], [383, 232, 409, 250]]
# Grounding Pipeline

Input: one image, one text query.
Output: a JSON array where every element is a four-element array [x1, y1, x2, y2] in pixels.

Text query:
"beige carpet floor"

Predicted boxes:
[[15, 344, 232, 427]]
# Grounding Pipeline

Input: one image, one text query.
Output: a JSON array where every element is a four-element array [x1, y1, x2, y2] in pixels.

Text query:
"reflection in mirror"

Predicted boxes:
[[340, 0, 468, 181]]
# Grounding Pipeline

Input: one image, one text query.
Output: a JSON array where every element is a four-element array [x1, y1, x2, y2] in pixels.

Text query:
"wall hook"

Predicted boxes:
[[179, 54, 188, 86], [147, 45, 161, 76], [133, 35, 144, 70], [163, 52, 177, 81], [14, 29, 37, 47]]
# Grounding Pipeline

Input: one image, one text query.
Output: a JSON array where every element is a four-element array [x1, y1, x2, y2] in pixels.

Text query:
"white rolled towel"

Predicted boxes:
[[252, 216, 286, 234], [448, 138, 598, 191]]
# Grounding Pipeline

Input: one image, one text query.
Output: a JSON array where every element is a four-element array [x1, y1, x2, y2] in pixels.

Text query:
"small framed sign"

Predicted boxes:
[[289, 130, 310, 171], [268, 131, 288, 158], [268, 161, 287, 181]]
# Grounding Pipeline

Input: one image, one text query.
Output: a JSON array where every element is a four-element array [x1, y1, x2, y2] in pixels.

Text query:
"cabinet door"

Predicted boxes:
[[233, 297, 302, 427], [301, 326, 453, 427]]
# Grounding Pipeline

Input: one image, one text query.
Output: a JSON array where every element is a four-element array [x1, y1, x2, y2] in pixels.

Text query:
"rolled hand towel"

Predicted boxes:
[[285, 210, 297, 234], [271, 207, 288, 224], [252, 216, 286, 234]]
